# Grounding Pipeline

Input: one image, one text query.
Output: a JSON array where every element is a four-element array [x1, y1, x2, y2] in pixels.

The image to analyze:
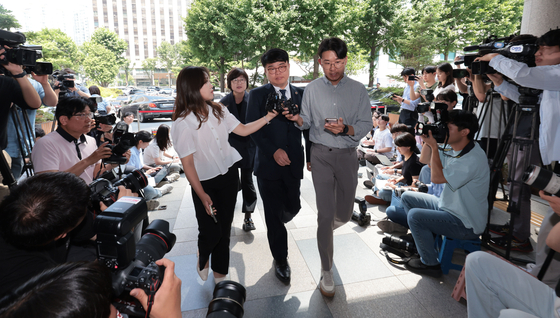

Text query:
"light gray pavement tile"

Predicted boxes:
[[172, 227, 199, 243], [168, 254, 217, 312], [242, 289, 333, 318], [326, 277, 433, 318], [228, 232, 317, 301], [181, 308, 207, 318], [166, 241, 198, 257], [397, 273, 467, 318], [297, 233, 394, 286]]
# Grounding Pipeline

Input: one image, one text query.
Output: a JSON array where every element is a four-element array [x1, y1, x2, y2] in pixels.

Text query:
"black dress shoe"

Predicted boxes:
[[274, 259, 291, 283]]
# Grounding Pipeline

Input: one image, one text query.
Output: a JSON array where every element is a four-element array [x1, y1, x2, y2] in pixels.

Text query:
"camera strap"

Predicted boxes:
[[440, 140, 475, 159], [379, 243, 414, 265]]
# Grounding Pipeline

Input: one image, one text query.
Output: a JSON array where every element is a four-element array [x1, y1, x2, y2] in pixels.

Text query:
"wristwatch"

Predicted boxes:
[[374, 149, 378, 153], [341, 124, 349, 135], [394, 168, 398, 174]]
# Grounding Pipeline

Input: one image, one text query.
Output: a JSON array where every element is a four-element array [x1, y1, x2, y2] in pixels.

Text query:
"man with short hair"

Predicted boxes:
[[401, 110, 489, 277], [246, 48, 306, 284], [287, 37, 371, 297], [31, 96, 113, 184]]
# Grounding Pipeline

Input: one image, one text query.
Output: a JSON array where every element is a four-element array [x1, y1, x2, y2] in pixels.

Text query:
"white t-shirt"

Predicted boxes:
[[373, 128, 394, 158], [476, 92, 507, 140], [144, 141, 164, 166], [171, 105, 242, 181]]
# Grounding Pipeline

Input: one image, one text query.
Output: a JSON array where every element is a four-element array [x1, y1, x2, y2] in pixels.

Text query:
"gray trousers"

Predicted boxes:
[[311, 143, 358, 271], [527, 207, 560, 288]]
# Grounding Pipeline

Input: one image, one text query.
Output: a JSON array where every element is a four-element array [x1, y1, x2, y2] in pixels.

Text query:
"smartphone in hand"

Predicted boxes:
[[325, 118, 337, 124]]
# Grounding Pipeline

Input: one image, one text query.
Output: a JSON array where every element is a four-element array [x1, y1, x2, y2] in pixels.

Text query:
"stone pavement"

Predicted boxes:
[[151, 164, 541, 318]]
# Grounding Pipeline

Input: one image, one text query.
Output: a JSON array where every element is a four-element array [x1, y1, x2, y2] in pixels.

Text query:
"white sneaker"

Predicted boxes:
[[146, 199, 159, 211], [319, 269, 335, 297], [158, 184, 173, 196], [167, 173, 180, 182]]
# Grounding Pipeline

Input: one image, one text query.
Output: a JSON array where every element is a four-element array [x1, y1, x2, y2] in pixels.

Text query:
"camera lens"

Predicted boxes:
[[114, 169, 148, 192], [523, 165, 560, 196], [135, 220, 176, 266], [207, 281, 246, 318]]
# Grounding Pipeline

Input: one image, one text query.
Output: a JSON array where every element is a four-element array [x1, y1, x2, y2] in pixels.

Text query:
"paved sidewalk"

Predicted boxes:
[[152, 164, 507, 318]]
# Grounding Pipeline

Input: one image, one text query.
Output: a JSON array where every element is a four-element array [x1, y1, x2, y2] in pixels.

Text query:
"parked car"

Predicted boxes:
[[129, 89, 145, 95], [160, 88, 173, 95], [147, 86, 161, 91], [119, 94, 175, 122], [367, 88, 400, 115]]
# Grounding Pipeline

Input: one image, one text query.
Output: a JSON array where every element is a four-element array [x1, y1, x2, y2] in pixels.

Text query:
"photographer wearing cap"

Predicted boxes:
[[31, 96, 115, 184], [391, 68, 421, 131], [0, 46, 41, 151], [401, 110, 489, 277]]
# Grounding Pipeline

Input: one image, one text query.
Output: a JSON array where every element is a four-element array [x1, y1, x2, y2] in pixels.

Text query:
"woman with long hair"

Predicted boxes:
[[144, 124, 182, 183], [88, 85, 111, 115], [171, 66, 277, 283], [435, 63, 455, 96], [219, 68, 258, 231]]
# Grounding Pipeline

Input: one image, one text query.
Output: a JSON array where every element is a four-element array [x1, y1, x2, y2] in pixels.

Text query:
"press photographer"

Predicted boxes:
[[31, 95, 117, 184], [0, 30, 42, 151], [53, 68, 91, 98]]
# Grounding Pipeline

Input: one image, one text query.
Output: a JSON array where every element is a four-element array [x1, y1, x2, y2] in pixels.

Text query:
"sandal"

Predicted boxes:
[[243, 218, 256, 231]]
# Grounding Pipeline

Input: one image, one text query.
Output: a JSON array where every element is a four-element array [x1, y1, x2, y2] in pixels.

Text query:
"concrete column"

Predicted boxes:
[[521, 0, 560, 36]]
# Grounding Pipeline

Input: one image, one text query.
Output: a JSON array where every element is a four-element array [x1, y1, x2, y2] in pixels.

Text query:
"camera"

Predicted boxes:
[[94, 113, 117, 130], [90, 168, 149, 210], [104, 121, 136, 164], [52, 70, 76, 95], [416, 89, 448, 114], [415, 91, 449, 143], [454, 54, 478, 68], [414, 181, 429, 193], [523, 165, 560, 196], [381, 233, 416, 254], [470, 60, 497, 75], [94, 197, 176, 317], [0, 30, 53, 76], [408, 75, 417, 81], [352, 196, 371, 227], [452, 69, 470, 79], [265, 92, 299, 115], [207, 281, 247, 318]]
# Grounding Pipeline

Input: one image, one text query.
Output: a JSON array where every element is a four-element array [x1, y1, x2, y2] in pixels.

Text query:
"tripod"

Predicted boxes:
[[10, 105, 36, 178], [483, 86, 541, 262]]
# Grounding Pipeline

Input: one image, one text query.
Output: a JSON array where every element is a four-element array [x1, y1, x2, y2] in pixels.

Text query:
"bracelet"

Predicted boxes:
[[264, 115, 270, 125], [10, 71, 27, 78], [394, 168, 398, 174]]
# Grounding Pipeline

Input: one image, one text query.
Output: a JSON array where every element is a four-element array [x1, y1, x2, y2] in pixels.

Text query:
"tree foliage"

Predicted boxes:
[[90, 28, 128, 67], [81, 42, 119, 87], [350, 0, 404, 87], [156, 41, 182, 84], [26, 28, 81, 70], [142, 58, 158, 85], [0, 5, 20, 30]]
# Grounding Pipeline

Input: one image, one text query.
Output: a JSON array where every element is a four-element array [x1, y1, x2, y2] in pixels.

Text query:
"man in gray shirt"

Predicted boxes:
[[286, 37, 372, 297]]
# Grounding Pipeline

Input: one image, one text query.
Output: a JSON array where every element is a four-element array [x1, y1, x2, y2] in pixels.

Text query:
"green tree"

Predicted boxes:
[[291, 0, 344, 79], [90, 28, 128, 68], [142, 58, 158, 85], [156, 41, 181, 86], [0, 4, 20, 30], [81, 42, 119, 87], [351, 0, 404, 87], [122, 58, 135, 85], [26, 28, 81, 70], [185, 0, 252, 91]]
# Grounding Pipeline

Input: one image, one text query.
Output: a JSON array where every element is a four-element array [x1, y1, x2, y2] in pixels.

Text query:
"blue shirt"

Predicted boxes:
[[490, 55, 560, 165], [438, 143, 489, 234], [401, 82, 421, 111], [129, 146, 143, 170], [5, 79, 44, 158]]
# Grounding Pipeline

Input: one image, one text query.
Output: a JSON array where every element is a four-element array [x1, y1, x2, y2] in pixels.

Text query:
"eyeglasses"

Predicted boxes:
[[322, 60, 345, 69], [266, 65, 287, 74], [232, 78, 246, 83], [73, 112, 93, 120]]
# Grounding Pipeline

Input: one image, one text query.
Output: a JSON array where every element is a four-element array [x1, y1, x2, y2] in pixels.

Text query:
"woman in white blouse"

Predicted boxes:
[[171, 66, 277, 283]]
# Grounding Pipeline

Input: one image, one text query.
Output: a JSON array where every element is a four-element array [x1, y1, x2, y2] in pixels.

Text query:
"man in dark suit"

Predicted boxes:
[[220, 68, 258, 231], [246, 48, 305, 284]]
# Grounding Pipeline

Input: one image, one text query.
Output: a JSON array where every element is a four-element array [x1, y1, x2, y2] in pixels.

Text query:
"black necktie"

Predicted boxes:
[[279, 89, 287, 101], [74, 140, 82, 160]]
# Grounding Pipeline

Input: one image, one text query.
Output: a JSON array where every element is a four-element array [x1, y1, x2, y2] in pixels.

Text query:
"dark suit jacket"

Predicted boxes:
[[220, 92, 255, 169], [246, 84, 305, 180]]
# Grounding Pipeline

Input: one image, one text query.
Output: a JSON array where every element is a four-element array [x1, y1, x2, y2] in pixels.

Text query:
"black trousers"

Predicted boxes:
[[239, 167, 257, 213], [193, 166, 238, 275], [399, 108, 418, 134], [257, 173, 301, 262]]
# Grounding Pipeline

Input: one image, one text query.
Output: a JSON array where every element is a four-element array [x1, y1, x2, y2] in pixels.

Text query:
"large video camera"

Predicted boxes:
[[94, 196, 176, 316], [415, 89, 449, 143], [462, 35, 538, 75], [52, 70, 76, 95], [265, 92, 299, 115], [0, 30, 52, 76], [104, 121, 136, 164]]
